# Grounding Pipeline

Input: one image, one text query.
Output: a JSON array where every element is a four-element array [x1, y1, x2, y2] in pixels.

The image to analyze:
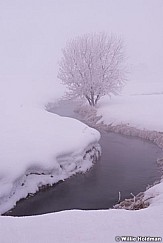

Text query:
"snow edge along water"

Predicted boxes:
[[75, 104, 163, 209], [0, 142, 101, 215]]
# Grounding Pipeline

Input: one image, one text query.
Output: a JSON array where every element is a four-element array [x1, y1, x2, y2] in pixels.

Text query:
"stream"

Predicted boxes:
[[6, 101, 163, 216]]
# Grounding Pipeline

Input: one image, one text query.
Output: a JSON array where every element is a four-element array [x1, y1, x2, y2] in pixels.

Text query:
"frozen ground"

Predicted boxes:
[[0, 78, 100, 214], [1, 204, 163, 243], [1, 85, 163, 242], [0, 0, 163, 242], [97, 81, 163, 132]]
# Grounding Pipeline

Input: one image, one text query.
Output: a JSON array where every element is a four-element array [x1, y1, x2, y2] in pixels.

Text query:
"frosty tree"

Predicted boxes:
[[58, 33, 126, 106]]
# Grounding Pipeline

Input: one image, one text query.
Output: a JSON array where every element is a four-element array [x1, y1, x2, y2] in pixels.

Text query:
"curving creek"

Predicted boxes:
[[6, 101, 163, 216]]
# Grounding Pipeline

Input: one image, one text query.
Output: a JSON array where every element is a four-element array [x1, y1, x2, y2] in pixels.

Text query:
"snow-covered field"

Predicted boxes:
[[0, 0, 163, 242], [1, 88, 163, 241], [0, 77, 101, 215], [0, 204, 163, 243], [97, 81, 163, 132]]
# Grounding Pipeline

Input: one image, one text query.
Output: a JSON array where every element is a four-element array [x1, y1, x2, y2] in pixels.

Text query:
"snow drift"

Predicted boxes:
[[0, 105, 100, 214]]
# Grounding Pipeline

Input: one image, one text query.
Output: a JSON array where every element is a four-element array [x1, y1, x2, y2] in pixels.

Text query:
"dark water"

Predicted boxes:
[[6, 101, 162, 216]]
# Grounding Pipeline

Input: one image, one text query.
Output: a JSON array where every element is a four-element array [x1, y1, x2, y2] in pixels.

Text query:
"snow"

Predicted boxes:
[[0, 102, 100, 214], [0, 0, 163, 242], [0, 76, 100, 214], [93, 82, 163, 242], [0, 205, 163, 243], [0, 13, 101, 215], [1, 88, 162, 243], [97, 93, 163, 132]]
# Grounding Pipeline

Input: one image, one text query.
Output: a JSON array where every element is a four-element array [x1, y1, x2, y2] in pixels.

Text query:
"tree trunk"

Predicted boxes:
[[85, 93, 100, 106], [85, 95, 95, 106], [95, 95, 100, 105], [90, 91, 95, 106], [85, 95, 92, 106]]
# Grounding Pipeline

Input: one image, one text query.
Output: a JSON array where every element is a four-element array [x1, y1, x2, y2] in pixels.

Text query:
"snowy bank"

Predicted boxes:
[[95, 92, 163, 235], [97, 94, 163, 132], [0, 97, 100, 214], [0, 75, 101, 215], [0, 99, 163, 242], [0, 0, 163, 242], [1, 205, 163, 243]]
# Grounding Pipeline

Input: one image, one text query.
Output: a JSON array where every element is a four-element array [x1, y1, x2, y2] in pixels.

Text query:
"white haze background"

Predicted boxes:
[[0, 0, 162, 98], [0, 1, 163, 243]]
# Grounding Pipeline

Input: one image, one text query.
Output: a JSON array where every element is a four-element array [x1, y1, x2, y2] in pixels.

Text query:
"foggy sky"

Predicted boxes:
[[0, 0, 162, 84]]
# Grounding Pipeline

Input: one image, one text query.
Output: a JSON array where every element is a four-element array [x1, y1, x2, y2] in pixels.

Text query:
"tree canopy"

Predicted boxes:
[[58, 33, 127, 106]]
